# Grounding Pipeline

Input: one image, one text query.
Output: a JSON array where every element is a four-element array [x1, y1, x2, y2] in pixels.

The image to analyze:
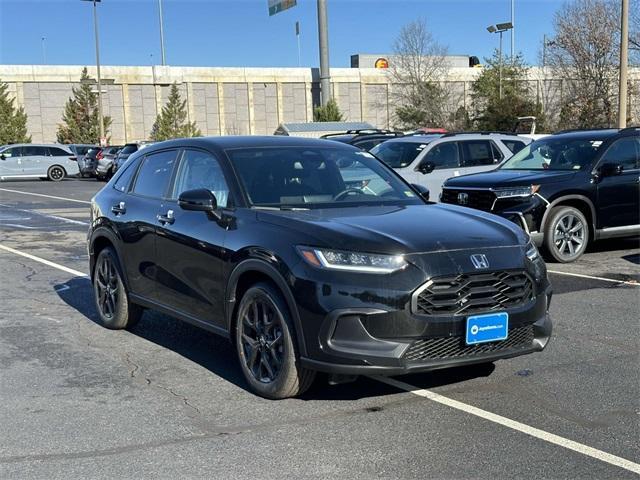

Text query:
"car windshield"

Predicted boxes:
[[228, 146, 423, 209], [370, 141, 430, 168], [500, 137, 605, 171], [120, 145, 137, 155]]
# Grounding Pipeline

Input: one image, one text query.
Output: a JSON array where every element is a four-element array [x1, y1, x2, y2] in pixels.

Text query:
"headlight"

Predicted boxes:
[[494, 185, 540, 199], [297, 246, 407, 274], [525, 241, 541, 262]]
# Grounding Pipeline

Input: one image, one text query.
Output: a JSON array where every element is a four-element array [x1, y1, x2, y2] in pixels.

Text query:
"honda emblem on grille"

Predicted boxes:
[[470, 254, 490, 269], [457, 192, 469, 205]]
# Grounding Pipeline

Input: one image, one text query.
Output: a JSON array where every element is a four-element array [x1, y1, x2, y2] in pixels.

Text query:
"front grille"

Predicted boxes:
[[404, 324, 534, 361], [413, 270, 534, 316], [441, 188, 496, 211]]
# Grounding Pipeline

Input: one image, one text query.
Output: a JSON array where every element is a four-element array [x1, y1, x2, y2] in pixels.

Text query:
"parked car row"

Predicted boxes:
[[0, 142, 155, 182]]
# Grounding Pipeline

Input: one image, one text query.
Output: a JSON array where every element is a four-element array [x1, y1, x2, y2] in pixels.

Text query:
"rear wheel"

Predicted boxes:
[[93, 247, 142, 329], [234, 282, 315, 399], [544, 206, 589, 263], [47, 165, 65, 182]]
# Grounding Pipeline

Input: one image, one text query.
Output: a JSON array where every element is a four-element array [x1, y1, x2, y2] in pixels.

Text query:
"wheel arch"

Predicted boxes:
[[89, 227, 129, 287], [541, 195, 597, 239], [226, 259, 307, 357]]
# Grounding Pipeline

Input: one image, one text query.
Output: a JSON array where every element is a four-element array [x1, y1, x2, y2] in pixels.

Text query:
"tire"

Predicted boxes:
[[544, 206, 589, 263], [93, 247, 142, 329], [234, 282, 315, 399], [47, 165, 66, 182]]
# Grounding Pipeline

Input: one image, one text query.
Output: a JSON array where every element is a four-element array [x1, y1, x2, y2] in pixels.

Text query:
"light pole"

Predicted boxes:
[[157, 0, 166, 66], [317, 0, 331, 106], [41, 37, 46, 64], [487, 22, 513, 100], [510, 0, 515, 59], [82, 0, 105, 145], [618, 0, 629, 128]]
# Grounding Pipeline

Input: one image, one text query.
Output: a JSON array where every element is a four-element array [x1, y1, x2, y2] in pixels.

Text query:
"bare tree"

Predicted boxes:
[[389, 19, 452, 129], [545, 0, 621, 129]]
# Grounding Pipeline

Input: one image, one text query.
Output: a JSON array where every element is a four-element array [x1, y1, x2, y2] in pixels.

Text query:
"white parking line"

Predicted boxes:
[[548, 270, 639, 286], [372, 376, 640, 475], [0, 244, 87, 278], [0, 187, 91, 205], [1, 242, 638, 475], [0, 203, 89, 227]]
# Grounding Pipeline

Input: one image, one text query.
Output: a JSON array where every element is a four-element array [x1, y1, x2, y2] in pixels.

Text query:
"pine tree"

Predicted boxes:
[[56, 67, 111, 144], [313, 98, 344, 122], [470, 52, 545, 132], [150, 83, 201, 141], [0, 79, 31, 145]]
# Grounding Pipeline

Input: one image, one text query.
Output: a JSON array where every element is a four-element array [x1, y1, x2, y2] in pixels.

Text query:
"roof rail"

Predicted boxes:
[[551, 127, 621, 135], [439, 130, 519, 138], [619, 125, 640, 135], [320, 129, 404, 139]]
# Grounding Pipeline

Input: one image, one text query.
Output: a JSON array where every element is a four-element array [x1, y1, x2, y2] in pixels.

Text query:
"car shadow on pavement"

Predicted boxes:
[[55, 277, 495, 401]]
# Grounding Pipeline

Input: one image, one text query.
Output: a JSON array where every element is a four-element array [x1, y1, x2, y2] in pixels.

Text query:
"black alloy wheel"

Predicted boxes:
[[48, 165, 65, 182], [93, 247, 141, 329], [235, 283, 315, 399]]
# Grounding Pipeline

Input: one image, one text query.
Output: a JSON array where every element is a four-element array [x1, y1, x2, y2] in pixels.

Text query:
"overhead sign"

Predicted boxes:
[[268, 0, 296, 16]]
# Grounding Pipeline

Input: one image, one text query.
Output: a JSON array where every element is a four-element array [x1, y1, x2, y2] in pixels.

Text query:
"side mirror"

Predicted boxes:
[[178, 188, 218, 214], [411, 183, 430, 202], [598, 162, 623, 177], [418, 161, 436, 174]]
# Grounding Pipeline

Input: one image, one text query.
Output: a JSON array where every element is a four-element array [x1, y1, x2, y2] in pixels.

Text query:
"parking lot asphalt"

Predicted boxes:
[[1, 179, 638, 479]]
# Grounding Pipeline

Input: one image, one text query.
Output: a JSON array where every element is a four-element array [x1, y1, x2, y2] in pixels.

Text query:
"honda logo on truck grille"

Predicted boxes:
[[457, 192, 469, 205], [470, 254, 490, 269]]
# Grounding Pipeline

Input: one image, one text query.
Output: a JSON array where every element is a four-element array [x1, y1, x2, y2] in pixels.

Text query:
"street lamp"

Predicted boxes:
[[157, 0, 166, 66], [81, 0, 105, 145], [486, 21, 513, 100]]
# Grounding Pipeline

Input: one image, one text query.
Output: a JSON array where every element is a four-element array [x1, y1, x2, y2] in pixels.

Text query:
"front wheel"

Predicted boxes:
[[93, 247, 142, 329], [234, 282, 315, 399], [544, 206, 589, 263], [47, 165, 66, 182]]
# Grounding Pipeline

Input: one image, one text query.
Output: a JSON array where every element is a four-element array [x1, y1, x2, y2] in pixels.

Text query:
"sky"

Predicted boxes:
[[0, 0, 561, 68]]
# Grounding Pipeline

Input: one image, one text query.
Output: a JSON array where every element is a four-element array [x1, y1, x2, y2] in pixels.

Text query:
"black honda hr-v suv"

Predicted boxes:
[[88, 136, 552, 398], [442, 128, 640, 262]]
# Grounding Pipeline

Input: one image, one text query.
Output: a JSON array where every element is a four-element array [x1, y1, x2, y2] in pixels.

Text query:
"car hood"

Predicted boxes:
[[257, 204, 527, 255], [444, 169, 577, 188]]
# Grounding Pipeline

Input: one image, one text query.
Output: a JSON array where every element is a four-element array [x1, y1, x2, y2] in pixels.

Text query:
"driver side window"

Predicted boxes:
[[422, 142, 460, 169], [1, 147, 20, 158], [599, 138, 640, 171], [173, 150, 230, 207]]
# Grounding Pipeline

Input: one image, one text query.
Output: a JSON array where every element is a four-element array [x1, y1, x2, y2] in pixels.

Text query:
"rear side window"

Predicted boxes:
[[48, 147, 70, 156], [462, 140, 500, 166], [133, 150, 178, 198], [76, 146, 93, 155], [503, 140, 526, 154], [422, 142, 461, 169], [22, 146, 47, 156], [113, 161, 138, 193]]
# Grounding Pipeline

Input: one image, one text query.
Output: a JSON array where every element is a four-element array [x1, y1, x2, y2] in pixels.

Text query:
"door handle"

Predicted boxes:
[[111, 202, 126, 214], [157, 209, 175, 225]]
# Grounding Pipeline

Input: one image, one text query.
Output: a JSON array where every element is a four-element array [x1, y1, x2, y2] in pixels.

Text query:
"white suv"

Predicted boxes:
[[370, 133, 532, 200]]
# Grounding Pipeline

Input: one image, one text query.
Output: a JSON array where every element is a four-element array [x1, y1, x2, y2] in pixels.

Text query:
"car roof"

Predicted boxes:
[[379, 135, 442, 145], [143, 135, 358, 152], [1, 143, 71, 148], [550, 129, 620, 140]]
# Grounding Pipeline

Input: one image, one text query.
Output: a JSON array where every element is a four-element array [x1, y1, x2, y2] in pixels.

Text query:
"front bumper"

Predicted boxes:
[[300, 301, 552, 376]]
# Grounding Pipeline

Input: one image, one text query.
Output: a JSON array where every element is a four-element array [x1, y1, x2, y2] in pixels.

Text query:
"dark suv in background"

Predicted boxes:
[[321, 129, 404, 151], [88, 136, 552, 399], [442, 127, 640, 262]]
